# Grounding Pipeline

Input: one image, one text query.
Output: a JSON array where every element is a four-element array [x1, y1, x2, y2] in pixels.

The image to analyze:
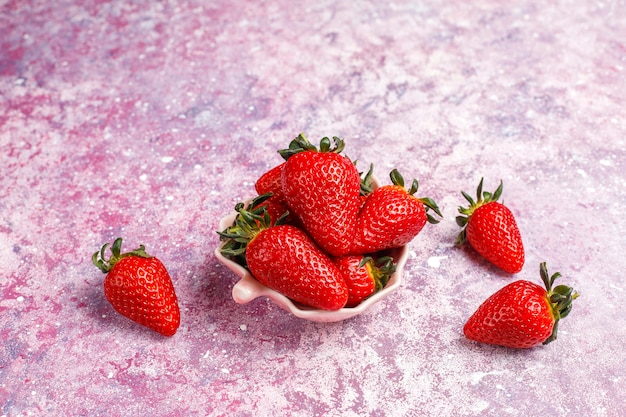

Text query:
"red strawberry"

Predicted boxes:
[[222, 195, 288, 268], [334, 255, 396, 307], [279, 134, 362, 257], [464, 262, 578, 348], [254, 199, 289, 225], [351, 169, 442, 254], [456, 178, 525, 273], [255, 162, 286, 204], [92, 238, 180, 337], [250, 193, 302, 228], [219, 205, 349, 310]]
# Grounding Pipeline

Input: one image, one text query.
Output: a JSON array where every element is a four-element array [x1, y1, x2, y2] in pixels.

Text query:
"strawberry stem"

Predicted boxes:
[[92, 237, 152, 274], [539, 262, 579, 345]]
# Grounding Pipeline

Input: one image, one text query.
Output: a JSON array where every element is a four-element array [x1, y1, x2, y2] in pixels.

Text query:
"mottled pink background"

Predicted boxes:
[[1, 1, 625, 416]]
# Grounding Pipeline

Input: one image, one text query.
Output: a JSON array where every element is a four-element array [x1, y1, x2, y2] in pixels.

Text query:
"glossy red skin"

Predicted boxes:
[[282, 151, 361, 257], [466, 202, 524, 273], [246, 225, 349, 310], [104, 256, 180, 337], [352, 185, 427, 254], [463, 280, 554, 348], [255, 162, 286, 204], [334, 255, 376, 307]]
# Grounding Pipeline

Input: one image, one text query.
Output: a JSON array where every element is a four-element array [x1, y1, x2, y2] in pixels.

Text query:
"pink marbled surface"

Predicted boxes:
[[1, 0, 625, 416]]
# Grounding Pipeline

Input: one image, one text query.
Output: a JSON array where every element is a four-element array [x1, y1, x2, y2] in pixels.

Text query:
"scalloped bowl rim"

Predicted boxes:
[[215, 209, 409, 322]]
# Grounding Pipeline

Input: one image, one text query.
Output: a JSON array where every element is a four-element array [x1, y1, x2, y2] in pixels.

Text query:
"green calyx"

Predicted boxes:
[[92, 237, 152, 274], [278, 133, 345, 160], [455, 178, 503, 244], [217, 194, 286, 267], [539, 262, 579, 345], [361, 256, 397, 291], [359, 163, 375, 196], [389, 169, 443, 224]]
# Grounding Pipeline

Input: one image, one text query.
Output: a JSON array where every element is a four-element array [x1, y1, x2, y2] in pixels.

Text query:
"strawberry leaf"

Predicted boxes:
[[278, 133, 344, 160], [539, 262, 579, 345], [92, 238, 152, 274]]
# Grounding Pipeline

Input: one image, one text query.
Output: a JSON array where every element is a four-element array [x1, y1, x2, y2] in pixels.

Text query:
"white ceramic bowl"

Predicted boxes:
[[215, 176, 409, 322], [215, 211, 408, 322]]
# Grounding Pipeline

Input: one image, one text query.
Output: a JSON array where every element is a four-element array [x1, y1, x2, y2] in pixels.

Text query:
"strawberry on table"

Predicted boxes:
[[334, 255, 396, 307], [456, 178, 525, 273], [351, 169, 442, 254], [219, 205, 349, 311], [463, 262, 578, 349], [278, 134, 362, 257], [92, 238, 180, 337]]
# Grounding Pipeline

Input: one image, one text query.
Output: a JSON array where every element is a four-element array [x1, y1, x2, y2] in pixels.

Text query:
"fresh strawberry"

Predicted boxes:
[[456, 178, 525, 273], [92, 238, 180, 337], [279, 134, 362, 257], [219, 205, 349, 310], [464, 262, 578, 348], [249, 191, 303, 228], [351, 169, 442, 254], [222, 194, 289, 268], [255, 162, 286, 204], [334, 255, 396, 307], [254, 199, 290, 224]]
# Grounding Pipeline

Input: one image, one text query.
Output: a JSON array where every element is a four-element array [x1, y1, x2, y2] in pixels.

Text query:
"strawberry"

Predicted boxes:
[[456, 178, 525, 273], [351, 169, 442, 254], [279, 134, 362, 257], [254, 199, 291, 225], [221, 194, 288, 268], [334, 255, 396, 307], [463, 262, 578, 348], [250, 191, 303, 228], [255, 162, 286, 204], [219, 205, 349, 310], [92, 238, 180, 337]]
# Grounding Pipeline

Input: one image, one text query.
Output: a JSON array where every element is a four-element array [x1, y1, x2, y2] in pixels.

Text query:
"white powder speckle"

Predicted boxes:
[[470, 370, 505, 385], [16, 296, 24, 302], [161, 156, 174, 163], [470, 399, 490, 413], [427, 256, 447, 268], [599, 158, 612, 167], [240, 324, 247, 331], [139, 173, 148, 181]]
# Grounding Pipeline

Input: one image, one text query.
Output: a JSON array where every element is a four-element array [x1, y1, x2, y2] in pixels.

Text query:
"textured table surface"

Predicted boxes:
[[2, 1, 625, 416]]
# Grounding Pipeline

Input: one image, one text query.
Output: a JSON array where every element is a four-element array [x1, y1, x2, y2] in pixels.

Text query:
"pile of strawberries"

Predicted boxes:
[[91, 133, 578, 350], [219, 134, 442, 310]]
